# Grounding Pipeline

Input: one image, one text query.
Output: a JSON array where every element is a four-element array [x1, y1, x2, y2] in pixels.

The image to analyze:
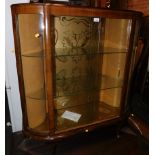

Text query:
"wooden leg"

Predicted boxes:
[[116, 122, 124, 139], [52, 143, 58, 155], [116, 128, 121, 139]]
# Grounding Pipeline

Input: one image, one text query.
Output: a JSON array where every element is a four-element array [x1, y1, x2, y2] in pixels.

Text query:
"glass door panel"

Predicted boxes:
[[103, 18, 131, 52], [53, 16, 132, 131], [100, 18, 132, 109], [18, 14, 49, 132]]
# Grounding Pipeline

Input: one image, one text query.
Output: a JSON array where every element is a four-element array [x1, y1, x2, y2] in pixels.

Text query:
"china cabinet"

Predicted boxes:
[[11, 3, 142, 140]]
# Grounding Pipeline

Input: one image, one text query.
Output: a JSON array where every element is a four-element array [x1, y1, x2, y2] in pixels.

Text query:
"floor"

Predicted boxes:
[[7, 125, 149, 155]]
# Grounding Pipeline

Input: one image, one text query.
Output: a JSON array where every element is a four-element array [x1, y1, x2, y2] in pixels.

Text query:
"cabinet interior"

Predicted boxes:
[[18, 14, 131, 132]]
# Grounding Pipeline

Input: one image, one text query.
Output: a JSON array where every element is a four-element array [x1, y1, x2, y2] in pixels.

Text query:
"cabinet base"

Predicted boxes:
[[23, 117, 123, 141]]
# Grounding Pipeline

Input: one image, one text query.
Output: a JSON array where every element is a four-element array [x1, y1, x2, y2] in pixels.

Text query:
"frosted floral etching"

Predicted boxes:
[[54, 16, 101, 98]]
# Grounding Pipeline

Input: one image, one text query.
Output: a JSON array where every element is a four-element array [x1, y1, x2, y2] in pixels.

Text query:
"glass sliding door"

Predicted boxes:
[[53, 16, 132, 131]]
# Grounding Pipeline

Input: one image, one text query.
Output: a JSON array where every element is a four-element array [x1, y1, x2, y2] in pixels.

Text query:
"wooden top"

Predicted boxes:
[[11, 3, 143, 19]]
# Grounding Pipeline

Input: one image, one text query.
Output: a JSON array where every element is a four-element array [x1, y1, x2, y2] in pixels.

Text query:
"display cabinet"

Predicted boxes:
[[11, 3, 142, 140]]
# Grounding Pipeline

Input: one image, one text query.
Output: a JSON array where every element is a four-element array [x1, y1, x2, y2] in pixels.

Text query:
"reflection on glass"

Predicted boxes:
[[104, 18, 132, 50], [18, 14, 48, 132]]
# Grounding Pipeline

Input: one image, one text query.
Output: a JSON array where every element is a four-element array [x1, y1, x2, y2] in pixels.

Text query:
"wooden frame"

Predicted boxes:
[[11, 3, 143, 141]]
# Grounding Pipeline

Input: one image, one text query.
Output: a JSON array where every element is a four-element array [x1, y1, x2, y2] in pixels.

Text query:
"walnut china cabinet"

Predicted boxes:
[[11, 3, 142, 140]]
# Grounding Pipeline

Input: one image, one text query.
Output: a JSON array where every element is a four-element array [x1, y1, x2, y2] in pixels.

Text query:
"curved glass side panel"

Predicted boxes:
[[18, 14, 49, 132]]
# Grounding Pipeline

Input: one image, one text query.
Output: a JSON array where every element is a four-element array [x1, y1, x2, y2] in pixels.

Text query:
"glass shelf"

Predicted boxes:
[[21, 51, 44, 57], [55, 75, 123, 98], [20, 47, 127, 58], [24, 76, 122, 101], [55, 102, 120, 131], [55, 47, 128, 57], [32, 116, 49, 132], [26, 88, 45, 100]]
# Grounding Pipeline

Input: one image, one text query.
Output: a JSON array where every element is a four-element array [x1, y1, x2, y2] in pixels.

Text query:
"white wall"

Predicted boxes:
[[5, 0, 29, 132]]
